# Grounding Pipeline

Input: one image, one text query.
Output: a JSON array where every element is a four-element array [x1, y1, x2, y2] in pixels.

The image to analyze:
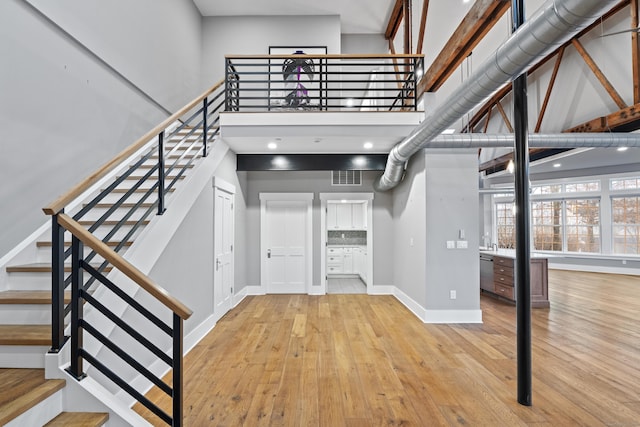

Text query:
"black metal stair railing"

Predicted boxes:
[[43, 80, 223, 426], [224, 54, 424, 112]]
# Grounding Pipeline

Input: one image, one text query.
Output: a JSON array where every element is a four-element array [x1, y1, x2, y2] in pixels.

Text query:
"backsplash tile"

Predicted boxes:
[[328, 230, 367, 245]]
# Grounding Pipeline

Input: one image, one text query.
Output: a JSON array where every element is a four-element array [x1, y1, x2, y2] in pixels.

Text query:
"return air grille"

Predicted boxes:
[[332, 170, 362, 186]]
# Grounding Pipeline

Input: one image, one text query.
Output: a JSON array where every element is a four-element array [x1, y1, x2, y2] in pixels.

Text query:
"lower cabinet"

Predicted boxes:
[[327, 247, 367, 282], [484, 255, 549, 308]]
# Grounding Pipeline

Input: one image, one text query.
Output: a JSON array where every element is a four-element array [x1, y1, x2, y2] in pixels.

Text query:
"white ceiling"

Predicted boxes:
[[192, 0, 396, 33]]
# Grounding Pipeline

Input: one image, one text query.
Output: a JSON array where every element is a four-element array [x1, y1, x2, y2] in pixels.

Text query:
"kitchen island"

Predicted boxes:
[[479, 249, 549, 308]]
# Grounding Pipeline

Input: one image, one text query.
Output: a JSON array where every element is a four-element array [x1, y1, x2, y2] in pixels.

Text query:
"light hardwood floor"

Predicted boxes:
[[136, 270, 640, 426]]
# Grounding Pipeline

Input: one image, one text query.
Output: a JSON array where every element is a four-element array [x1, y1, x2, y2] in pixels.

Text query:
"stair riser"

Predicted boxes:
[[7, 272, 55, 291], [4, 388, 62, 426], [0, 304, 51, 324], [37, 247, 124, 263], [0, 345, 48, 368]]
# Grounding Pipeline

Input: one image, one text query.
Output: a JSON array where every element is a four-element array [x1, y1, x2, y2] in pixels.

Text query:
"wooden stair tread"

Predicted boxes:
[[6, 263, 113, 273], [37, 240, 134, 248], [0, 369, 64, 425], [0, 290, 70, 305], [0, 324, 51, 345], [44, 411, 109, 427]]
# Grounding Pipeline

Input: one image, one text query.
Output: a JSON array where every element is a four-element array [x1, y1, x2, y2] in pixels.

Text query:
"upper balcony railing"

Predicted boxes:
[[224, 54, 424, 112]]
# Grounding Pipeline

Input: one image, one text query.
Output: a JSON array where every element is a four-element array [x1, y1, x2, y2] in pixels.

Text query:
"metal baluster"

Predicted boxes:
[[172, 313, 184, 427], [50, 213, 66, 352], [67, 235, 86, 380], [225, 59, 230, 111], [203, 97, 208, 158], [158, 131, 166, 215]]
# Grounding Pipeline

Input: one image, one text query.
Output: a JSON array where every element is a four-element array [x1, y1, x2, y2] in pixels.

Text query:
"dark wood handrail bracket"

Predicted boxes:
[[57, 213, 192, 320], [43, 80, 223, 216]]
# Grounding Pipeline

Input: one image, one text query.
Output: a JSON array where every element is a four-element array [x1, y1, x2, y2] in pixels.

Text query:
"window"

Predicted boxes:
[[565, 181, 600, 192], [532, 201, 563, 251], [611, 177, 640, 190], [565, 199, 600, 253], [531, 184, 561, 195], [496, 202, 515, 248], [612, 196, 640, 254]]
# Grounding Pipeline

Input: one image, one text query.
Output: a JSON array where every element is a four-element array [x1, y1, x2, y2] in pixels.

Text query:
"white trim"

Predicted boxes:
[[369, 285, 395, 294], [393, 287, 428, 321], [233, 286, 249, 306], [212, 176, 236, 194], [243, 285, 266, 295], [260, 193, 314, 294], [319, 192, 374, 201], [423, 309, 483, 324]]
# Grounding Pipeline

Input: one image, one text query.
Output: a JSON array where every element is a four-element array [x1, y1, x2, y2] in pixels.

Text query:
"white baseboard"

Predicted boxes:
[[392, 287, 428, 321], [184, 314, 217, 355], [243, 285, 265, 295], [233, 287, 249, 306]]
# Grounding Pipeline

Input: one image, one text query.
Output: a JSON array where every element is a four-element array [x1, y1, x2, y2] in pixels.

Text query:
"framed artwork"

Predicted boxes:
[[268, 46, 327, 110]]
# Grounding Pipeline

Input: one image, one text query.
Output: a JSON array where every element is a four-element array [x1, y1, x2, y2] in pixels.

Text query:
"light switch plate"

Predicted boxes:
[[446, 240, 455, 249], [456, 240, 468, 249]]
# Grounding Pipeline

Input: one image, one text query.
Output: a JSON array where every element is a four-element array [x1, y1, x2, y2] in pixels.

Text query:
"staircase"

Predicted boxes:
[[0, 124, 214, 425]]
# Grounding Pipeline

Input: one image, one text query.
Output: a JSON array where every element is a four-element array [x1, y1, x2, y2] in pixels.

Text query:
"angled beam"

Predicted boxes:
[[466, 1, 629, 134], [496, 101, 514, 132], [404, 0, 413, 54], [385, 0, 404, 40], [564, 102, 640, 132], [416, 0, 430, 54], [534, 46, 565, 132], [483, 106, 493, 133], [632, 0, 640, 103], [418, 0, 511, 94], [571, 39, 627, 109]]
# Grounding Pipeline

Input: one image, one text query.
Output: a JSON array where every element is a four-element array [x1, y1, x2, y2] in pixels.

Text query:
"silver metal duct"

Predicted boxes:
[[421, 133, 640, 148], [375, 0, 620, 191]]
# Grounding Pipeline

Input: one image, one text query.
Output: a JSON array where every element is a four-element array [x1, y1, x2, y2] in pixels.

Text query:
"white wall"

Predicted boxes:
[[201, 15, 341, 84], [341, 34, 388, 54], [424, 150, 480, 314], [392, 152, 427, 306], [243, 170, 394, 288], [0, 0, 203, 258]]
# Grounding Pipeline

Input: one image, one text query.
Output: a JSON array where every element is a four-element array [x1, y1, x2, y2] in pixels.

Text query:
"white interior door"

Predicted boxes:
[[214, 184, 234, 315], [264, 200, 308, 293]]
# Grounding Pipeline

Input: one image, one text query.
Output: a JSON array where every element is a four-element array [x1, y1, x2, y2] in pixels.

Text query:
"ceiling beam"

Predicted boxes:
[[564, 102, 640, 132], [632, 0, 640, 103], [417, 0, 511, 95], [404, 0, 413, 54], [385, 0, 404, 40], [416, 0, 430, 55]]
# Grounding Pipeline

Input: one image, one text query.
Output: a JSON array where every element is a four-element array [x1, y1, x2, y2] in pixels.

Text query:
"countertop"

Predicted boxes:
[[479, 248, 549, 259]]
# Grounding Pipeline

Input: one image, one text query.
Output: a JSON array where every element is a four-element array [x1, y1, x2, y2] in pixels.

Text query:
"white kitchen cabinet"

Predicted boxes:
[[327, 202, 367, 230], [343, 253, 353, 273], [352, 202, 366, 229], [327, 203, 339, 229]]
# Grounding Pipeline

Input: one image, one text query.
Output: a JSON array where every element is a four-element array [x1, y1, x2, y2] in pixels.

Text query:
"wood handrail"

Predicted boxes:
[[57, 213, 193, 320], [43, 80, 224, 216], [225, 53, 424, 60]]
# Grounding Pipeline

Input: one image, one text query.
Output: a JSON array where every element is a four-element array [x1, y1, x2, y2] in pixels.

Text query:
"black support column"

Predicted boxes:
[[512, 0, 532, 406]]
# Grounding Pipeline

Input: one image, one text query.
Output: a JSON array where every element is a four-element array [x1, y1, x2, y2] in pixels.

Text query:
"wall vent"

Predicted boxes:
[[332, 170, 362, 186]]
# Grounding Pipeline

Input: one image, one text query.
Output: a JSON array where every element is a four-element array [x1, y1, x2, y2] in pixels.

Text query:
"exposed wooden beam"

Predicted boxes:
[[632, 0, 640, 103], [534, 46, 565, 132], [466, 1, 630, 135], [404, 0, 413, 54], [483, 107, 492, 133], [416, 0, 430, 55], [571, 39, 627, 110], [495, 101, 514, 133], [417, 0, 511, 95], [385, 0, 404, 40], [564, 102, 640, 132]]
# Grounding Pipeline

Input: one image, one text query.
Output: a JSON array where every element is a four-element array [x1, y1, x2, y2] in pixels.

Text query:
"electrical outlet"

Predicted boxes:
[[446, 241, 455, 249], [450, 290, 457, 299], [456, 240, 468, 249]]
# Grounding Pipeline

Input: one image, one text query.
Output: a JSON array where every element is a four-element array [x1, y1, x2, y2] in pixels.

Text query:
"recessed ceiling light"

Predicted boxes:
[[617, 146, 629, 152], [353, 156, 367, 167], [341, 199, 347, 203], [346, 98, 355, 107], [363, 142, 373, 149], [268, 142, 277, 150], [553, 163, 562, 168], [442, 129, 456, 134]]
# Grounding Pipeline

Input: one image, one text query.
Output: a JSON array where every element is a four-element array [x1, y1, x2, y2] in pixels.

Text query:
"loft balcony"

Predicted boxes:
[[220, 54, 425, 155]]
